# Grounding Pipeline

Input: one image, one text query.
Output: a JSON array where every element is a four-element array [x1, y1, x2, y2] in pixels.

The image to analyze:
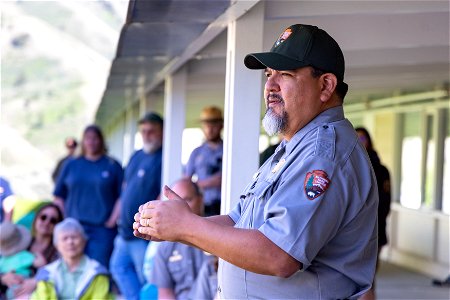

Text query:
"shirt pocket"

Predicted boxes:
[[247, 180, 274, 228], [252, 179, 274, 201]]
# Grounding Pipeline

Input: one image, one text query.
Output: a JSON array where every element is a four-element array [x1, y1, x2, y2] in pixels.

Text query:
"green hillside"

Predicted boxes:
[[0, 0, 126, 199]]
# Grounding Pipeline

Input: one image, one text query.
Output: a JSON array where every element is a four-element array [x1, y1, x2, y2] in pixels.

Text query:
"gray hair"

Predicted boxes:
[[53, 218, 87, 246]]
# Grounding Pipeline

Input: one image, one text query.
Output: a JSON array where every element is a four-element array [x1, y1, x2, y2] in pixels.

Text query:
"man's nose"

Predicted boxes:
[[265, 75, 280, 93]]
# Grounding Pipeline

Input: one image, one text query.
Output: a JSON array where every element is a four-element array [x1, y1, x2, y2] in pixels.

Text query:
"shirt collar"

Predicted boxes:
[[60, 255, 87, 274], [282, 106, 345, 155]]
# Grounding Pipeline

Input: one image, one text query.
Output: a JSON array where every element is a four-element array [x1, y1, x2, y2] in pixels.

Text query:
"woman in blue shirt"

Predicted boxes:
[[53, 125, 123, 269]]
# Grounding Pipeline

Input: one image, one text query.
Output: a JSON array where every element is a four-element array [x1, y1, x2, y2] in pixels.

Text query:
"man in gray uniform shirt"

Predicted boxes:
[[134, 24, 378, 299], [149, 178, 210, 299]]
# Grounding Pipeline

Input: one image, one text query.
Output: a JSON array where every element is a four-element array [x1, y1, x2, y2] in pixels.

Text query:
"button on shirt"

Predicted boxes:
[[219, 106, 378, 299]]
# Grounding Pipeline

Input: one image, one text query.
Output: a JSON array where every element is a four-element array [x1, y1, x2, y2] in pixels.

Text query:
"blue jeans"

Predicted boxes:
[[110, 235, 149, 300], [82, 224, 117, 269]]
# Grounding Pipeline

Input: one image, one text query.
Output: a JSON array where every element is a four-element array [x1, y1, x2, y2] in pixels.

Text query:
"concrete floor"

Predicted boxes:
[[120, 260, 449, 299], [376, 261, 450, 300]]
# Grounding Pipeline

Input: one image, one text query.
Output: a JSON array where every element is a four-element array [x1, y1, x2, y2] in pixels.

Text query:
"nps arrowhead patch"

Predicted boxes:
[[304, 170, 331, 200]]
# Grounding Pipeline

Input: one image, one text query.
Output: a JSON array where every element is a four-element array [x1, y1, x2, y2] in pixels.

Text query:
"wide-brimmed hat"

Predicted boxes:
[[244, 24, 347, 94], [200, 106, 223, 123], [0, 222, 32, 256]]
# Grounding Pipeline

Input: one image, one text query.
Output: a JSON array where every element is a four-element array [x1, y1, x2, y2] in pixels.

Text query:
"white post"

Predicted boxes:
[[139, 93, 147, 116], [221, 2, 265, 213], [162, 66, 187, 192], [122, 101, 137, 166]]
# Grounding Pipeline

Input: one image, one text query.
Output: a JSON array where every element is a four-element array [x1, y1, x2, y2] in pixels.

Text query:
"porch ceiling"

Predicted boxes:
[[96, 0, 449, 128]]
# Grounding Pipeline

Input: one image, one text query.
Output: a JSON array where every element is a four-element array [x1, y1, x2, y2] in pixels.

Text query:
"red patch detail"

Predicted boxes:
[[304, 170, 331, 200], [274, 28, 292, 47]]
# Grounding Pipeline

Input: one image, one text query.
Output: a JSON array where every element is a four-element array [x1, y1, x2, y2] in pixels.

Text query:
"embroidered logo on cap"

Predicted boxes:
[[274, 28, 292, 47], [304, 170, 331, 200]]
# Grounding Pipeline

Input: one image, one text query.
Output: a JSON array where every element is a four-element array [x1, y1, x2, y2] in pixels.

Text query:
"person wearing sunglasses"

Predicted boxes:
[[0, 203, 63, 298], [29, 203, 64, 266]]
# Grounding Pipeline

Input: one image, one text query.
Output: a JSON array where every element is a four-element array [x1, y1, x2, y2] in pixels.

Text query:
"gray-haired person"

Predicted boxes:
[[31, 218, 113, 299]]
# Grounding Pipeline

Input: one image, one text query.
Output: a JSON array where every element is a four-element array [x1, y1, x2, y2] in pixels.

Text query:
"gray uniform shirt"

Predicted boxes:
[[219, 106, 378, 299], [150, 242, 209, 300], [188, 256, 218, 300], [185, 141, 223, 206]]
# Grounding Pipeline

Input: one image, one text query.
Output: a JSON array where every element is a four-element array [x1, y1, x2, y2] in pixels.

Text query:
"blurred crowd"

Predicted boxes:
[[1, 105, 402, 299], [0, 107, 223, 300]]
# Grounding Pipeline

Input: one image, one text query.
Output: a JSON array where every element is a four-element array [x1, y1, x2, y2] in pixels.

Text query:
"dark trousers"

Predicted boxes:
[[82, 223, 117, 269]]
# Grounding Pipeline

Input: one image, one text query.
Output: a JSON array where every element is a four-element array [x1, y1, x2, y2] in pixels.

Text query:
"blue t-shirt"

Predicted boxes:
[[0, 176, 13, 222], [185, 142, 223, 206], [53, 155, 123, 226], [119, 148, 162, 239]]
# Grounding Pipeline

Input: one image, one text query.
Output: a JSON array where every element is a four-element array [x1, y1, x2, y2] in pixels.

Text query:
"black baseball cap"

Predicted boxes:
[[244, 24, 347, 94], [138, 112, 164, 126]]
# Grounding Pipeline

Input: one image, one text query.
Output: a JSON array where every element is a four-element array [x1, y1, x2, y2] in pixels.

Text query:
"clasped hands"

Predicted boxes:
[[133, 185, 192, 242]]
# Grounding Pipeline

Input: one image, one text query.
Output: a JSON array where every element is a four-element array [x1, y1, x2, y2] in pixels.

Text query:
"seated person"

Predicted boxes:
[[0, 203, 63, 298], [31, 218, 113, 300], [149, 179, 211, 300], [0, 222, 43, 299], [188, 255, 219, 300]]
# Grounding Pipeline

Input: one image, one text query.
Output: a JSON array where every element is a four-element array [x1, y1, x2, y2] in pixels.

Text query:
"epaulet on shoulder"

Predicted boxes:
[[314, 124, 336, 160]]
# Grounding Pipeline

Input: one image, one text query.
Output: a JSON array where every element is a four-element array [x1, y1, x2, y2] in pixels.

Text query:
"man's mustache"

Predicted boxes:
[[266, 93, 284, 103]]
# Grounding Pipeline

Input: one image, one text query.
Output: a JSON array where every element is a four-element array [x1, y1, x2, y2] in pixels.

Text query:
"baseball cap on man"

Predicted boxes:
[[138, 112, 164, 126], [244, 24, 348, 94]]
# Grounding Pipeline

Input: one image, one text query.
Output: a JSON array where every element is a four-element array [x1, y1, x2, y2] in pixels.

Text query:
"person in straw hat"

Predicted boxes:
[[185, 106, 224, 216]]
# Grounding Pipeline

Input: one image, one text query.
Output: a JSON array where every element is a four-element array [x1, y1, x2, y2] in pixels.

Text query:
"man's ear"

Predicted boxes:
[[319, 73, 337, 103]]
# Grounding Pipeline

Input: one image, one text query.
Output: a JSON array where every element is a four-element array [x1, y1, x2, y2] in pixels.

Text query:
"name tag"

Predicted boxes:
[[271, 158, 286, 173]]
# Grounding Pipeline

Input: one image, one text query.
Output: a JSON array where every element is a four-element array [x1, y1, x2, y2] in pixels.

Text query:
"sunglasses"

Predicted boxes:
[[39, 214, 59, 225]]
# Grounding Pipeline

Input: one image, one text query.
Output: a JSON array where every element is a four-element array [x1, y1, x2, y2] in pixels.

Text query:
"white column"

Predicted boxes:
[[162, 66, 187, 192], [110, 117, 125, 163], [221, 2, 265, 213], [139, 93, 147, 116], [122, 101, 137, 166]]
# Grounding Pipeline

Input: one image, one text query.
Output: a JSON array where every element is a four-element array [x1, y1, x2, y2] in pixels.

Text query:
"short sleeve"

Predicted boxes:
[[258, 156, 347, 269], [53, 160, 70, 199], [185, 148, 199, 177], [228, 200, 242, 224], [149, 243, 174, 289]]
